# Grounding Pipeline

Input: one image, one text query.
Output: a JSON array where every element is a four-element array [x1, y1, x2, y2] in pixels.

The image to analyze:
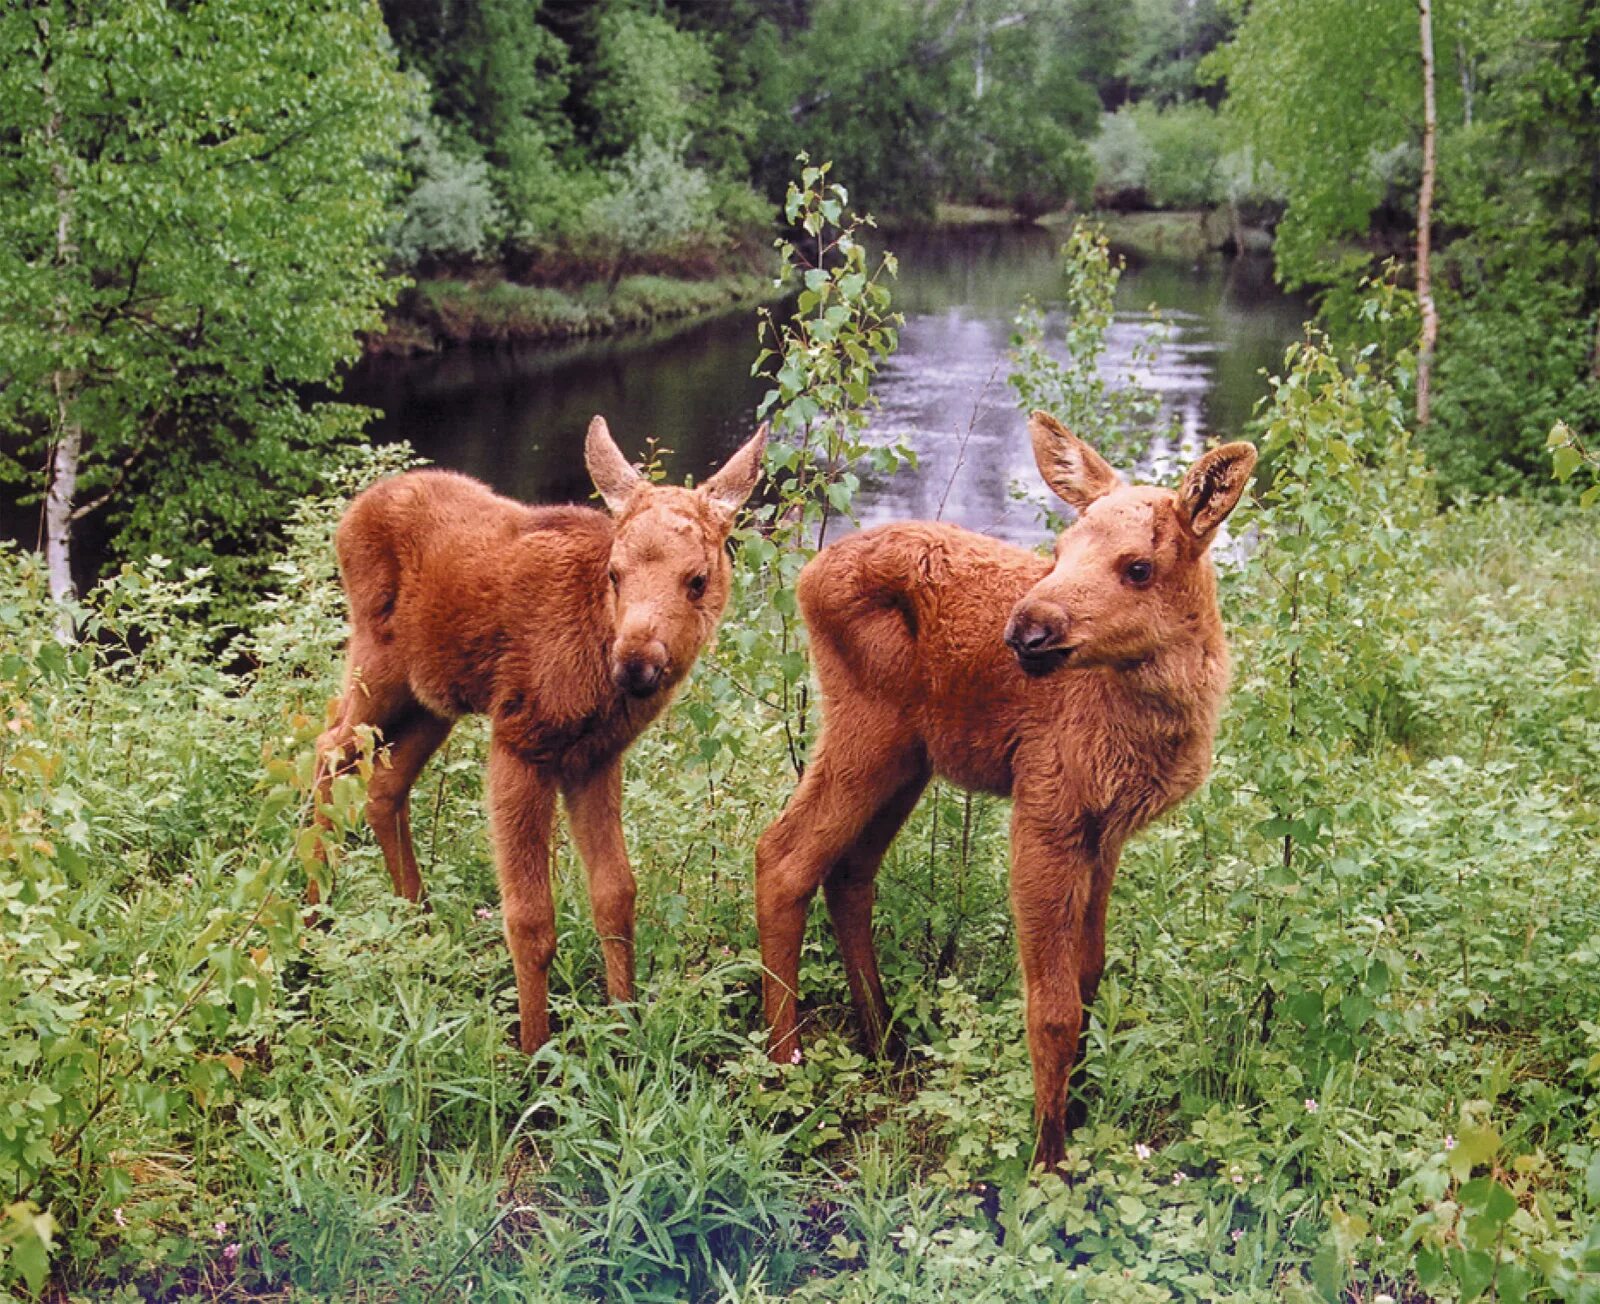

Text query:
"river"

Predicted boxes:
[[346, 226, 1310, 544]]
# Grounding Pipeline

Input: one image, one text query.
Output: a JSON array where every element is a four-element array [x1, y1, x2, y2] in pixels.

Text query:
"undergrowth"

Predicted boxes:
[[4, 213, 1599, 1302]]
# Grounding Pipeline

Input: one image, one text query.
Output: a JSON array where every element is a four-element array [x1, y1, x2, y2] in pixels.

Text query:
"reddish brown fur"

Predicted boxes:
[[755, 411, 1256, 1169], [313, 416, 765, 1052]]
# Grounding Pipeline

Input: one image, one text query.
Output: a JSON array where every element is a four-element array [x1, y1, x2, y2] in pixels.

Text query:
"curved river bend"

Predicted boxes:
[[345, 227, 1309, 547]]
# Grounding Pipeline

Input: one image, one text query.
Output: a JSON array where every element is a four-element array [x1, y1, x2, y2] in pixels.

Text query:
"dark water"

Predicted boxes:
[[344, 226, 1310, 544]]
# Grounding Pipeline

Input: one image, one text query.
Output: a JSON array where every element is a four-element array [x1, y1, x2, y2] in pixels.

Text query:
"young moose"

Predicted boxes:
[[314, 416, 766, 1051], [755, 412, 1255, 1169]]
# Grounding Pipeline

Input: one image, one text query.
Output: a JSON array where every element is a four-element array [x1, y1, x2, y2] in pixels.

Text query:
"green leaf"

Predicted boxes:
[[1449, 1125, 1500, 1180]]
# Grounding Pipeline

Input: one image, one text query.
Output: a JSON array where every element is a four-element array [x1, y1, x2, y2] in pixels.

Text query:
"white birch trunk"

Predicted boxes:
[[1416, 0, 1440, 427]]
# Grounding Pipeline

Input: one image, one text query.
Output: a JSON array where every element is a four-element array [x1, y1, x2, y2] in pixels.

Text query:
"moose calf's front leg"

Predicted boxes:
[[489, 740, 558, 1053], [1011, 809, 1097, 1172], [562, 760, 637, 1004]]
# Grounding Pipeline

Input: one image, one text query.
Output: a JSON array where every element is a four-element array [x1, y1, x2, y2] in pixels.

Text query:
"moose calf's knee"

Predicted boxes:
[[590, 879, 636, 935], [504, 910, 557, 970]]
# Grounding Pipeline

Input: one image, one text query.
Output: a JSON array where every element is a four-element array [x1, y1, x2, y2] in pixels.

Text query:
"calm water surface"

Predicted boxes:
[[345, 227, 1309, 545]]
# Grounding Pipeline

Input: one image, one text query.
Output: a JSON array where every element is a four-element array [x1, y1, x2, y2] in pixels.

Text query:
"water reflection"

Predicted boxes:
[[344, 226, 1309, 546]]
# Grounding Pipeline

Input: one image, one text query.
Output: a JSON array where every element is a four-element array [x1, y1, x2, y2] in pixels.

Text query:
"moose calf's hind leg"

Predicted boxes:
[[365, 710, 454, 904], [756, 735, 922, 1062], [822, 766, 929, 1057], [489, 741, 559, 1053]]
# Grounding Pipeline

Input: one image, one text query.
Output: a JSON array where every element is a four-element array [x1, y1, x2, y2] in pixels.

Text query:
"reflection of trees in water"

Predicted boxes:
[[343, 235, 1307, 539]]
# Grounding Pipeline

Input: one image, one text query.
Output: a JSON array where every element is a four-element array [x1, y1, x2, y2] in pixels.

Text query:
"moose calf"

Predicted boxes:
[[314, 417, 766, 1051], [755, 411, 1255, 1169]]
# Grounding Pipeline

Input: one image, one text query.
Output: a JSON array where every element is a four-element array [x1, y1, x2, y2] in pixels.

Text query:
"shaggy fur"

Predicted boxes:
[[755, 411, 1256, 1169], [313, 416, 766, 1052]]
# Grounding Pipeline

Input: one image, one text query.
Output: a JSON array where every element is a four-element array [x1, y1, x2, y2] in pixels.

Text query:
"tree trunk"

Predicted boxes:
[[40, 13, 80, 626], [45, 390, 81, 610], [1416, 0, 1440, 427]]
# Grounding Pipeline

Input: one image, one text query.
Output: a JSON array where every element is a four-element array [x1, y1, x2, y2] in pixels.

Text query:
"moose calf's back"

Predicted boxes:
[[337, 469, 616, 734]]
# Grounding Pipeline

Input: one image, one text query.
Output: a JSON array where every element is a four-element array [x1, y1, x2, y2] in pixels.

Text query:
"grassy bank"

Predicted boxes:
[[370, 269, 780, 356]]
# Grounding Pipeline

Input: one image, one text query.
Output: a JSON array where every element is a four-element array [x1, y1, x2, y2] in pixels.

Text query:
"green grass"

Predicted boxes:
[[4, 431, 1599, 1299]]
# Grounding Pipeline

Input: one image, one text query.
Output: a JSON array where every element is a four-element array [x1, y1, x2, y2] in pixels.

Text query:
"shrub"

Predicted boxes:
[[390, 117, 506, 264], [1090, 102, 1277, 212], [585, 136, 719, 258]]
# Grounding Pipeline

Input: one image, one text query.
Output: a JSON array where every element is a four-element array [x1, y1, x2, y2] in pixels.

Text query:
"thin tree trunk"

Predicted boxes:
[[46, 381, 81, 611], [40, 12, 80, 625], [1416, 0, 1440, 427]]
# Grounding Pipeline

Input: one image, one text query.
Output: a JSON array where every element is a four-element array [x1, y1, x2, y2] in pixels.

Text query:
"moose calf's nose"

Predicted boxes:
[[1007, 618, 1056, 653], [617, 658, 664, 698]]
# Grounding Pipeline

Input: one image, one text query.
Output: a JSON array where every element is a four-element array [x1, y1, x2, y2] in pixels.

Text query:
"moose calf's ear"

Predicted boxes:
[[586, 416, 644, 514], [699, 423, 768, 528], [1178, 441, 1257, 541], [1028, 410, 1121, 512]]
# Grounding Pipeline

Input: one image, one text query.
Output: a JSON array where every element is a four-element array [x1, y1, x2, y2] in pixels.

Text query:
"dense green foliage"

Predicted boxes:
[[1212, 0, 1600, 495], [379, 0, 1127, 264], [6, 208, 1599, 1298], [0, 0, 411, 608]]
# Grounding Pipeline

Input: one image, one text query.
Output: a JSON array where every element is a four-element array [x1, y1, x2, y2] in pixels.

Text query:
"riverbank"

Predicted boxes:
[[367, 267, 780, 357], [901, 202, 1274, 263]]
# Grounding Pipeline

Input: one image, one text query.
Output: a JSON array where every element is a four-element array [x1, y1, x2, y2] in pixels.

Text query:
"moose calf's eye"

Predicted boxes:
[[1125, 560, 1154, 585], [687, 573, 708, 600], [608, 568, 621, 589]]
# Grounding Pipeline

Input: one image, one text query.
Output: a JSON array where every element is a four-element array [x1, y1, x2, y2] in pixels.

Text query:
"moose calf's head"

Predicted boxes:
[[1004, 410, 1256, 675], [585, 415, 767, 699]]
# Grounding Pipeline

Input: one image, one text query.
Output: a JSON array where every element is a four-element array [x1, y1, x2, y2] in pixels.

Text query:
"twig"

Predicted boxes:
[[937, 358, 1002, 520]]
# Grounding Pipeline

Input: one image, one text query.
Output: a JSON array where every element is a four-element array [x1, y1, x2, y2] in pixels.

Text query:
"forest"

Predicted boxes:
[[2, 0, 1599, 1300]]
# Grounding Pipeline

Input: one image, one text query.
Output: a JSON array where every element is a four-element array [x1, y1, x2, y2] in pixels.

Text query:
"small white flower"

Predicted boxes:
[[1230, 1228, 1243, 1243], [1134, 1142, 1152, 1161], [1444, 1133, 1456, 1151], [113, 1208, 127, 1228], [475, 907, 495, 921], [1303, 1098, 1318, 1114], [1171, 1170, 1188, 1186], [214, 1220, 228, 1238], [790, 1047, 802, 1065]]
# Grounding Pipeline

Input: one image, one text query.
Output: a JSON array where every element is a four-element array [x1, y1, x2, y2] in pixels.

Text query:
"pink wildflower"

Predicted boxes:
[[223, 1243, 240, 1265], [214, 1220, 227, 1238], [1304, 1098, 1318, 1114], [1171, 1170, 1188, 1186], [789, 1047, 802, 1065], [475, 906, 495, 921], [1134, 1142, 1152, 1161], [1444, 1134, 1456, 1151], [1231, 1228, 1244, 1244]]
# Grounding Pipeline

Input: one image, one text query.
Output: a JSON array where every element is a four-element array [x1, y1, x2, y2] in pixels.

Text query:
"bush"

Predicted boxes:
[[1429, 254, 1600, 498], [585, 136, 719, 259], [1090, 103, 1278, 212], [390, 117, 506, 265]]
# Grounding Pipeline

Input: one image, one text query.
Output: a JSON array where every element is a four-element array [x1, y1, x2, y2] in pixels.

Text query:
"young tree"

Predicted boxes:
[[0, 0, 411, 612]]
